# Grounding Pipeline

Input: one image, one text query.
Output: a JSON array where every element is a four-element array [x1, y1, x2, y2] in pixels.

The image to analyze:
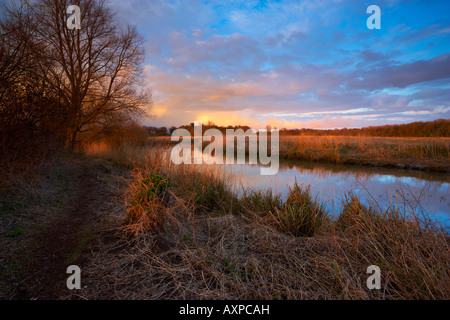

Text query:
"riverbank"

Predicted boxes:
[[80, 143, 449, 299], [145, 135, 450, 172], [2, 144, 448, 299], [279, 136, 450, 172]]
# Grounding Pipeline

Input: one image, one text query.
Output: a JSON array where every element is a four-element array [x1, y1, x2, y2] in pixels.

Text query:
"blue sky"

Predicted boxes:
[[109, 0, 450, 129]]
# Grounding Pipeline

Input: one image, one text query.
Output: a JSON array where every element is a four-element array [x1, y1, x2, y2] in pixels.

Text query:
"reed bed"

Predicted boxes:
[[279, 135, 450, 171], [79, 142, 450, 300], [146, 135, 450, 171]]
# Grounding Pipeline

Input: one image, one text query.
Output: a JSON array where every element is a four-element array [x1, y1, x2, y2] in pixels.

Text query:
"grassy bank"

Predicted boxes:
[[279, 135, 450, 171], [80, 142, 449, 300], [145, 135, 450, 172]]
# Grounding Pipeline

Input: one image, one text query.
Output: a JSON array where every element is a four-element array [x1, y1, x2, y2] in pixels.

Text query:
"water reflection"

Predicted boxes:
[[220, 160, 450, 229]]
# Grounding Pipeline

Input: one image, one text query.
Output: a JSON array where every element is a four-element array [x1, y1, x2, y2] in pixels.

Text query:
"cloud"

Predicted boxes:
[[108, 0, 450, 128], [349, 54, 450, 90]]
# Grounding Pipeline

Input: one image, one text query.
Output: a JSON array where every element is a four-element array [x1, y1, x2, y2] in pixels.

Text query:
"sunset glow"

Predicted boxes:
[[109, 0, 450, 129]]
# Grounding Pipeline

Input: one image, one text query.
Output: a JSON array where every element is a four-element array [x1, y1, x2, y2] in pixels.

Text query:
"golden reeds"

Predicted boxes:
[[78, 141, 449, 300]]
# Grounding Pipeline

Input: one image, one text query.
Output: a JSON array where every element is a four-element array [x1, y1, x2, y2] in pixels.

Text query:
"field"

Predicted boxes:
[[278, 136, 450, 171], [146, 135, 450, 172]]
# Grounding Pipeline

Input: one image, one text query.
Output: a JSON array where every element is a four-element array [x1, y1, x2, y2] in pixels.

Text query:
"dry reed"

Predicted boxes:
[[78, 142, 449, 300]]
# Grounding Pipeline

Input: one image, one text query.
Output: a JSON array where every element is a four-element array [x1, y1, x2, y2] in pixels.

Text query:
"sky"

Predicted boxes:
[[109, 0, 450, 129]]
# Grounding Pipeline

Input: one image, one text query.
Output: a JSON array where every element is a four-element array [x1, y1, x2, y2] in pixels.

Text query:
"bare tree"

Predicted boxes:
[[7, 0, 152, 151], [1, 1, 67, 169]]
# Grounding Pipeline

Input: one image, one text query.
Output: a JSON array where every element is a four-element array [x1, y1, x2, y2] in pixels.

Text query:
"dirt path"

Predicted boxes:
[[2, 158, 127, 300]]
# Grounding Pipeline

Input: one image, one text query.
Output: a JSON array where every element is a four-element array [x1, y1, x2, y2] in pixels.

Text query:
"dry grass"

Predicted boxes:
[[279, 135, 450, 171], [77, 142, 450, 300], [82, 141, 150, 165], [0, 154, 128, 299], [147, 135, 450, 172]]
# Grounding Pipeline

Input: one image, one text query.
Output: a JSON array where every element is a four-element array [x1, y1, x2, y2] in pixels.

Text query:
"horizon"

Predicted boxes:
[[144, 117, 450, 131], [108, 0, 450, 129]]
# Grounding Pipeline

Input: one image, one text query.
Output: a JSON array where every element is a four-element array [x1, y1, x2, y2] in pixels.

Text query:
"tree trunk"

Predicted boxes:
[[65, 128, 78, 153]]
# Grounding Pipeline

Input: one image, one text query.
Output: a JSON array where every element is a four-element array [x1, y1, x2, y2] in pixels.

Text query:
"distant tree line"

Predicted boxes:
[[144, 122, 253, 137], [276, 119, 450, 137], [147, 119, 449, 138], [145, 126, 171, 136]]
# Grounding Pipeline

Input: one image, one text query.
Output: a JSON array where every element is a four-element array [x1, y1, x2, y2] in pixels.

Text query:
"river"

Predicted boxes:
[[219, 159, 450, 229]]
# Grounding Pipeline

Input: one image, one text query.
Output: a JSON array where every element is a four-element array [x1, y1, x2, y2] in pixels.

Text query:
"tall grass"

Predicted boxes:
[[148, 135, 450, 171], [279, 135, 450, 171], [124, 170, 170, 235], [272, 184, 328, 237], [241, 184, 328, 237], [84, 141, 449, 300], [333, 192, 449, 299]]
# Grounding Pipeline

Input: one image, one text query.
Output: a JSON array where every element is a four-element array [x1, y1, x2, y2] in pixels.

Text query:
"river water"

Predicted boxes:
[[219, 159, 450, 229]]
